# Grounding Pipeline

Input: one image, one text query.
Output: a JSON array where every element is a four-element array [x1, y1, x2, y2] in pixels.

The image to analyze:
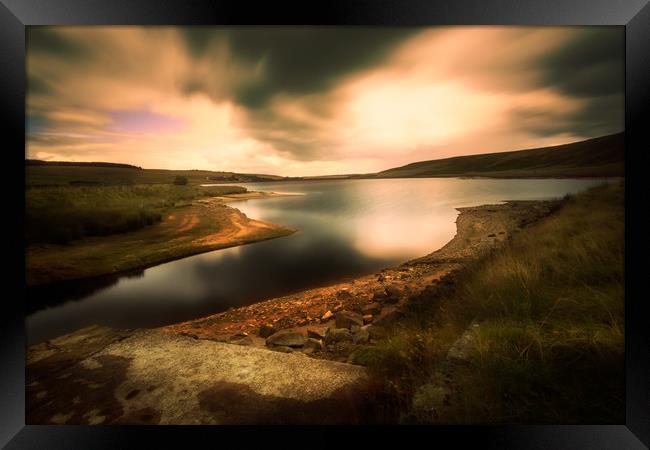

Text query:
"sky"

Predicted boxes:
[[26, 26, 624, 177]]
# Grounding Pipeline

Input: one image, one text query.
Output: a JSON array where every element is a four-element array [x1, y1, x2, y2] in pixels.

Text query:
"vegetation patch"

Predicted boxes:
[[364, 182, 625, 423], [26, 184, 246, 244]]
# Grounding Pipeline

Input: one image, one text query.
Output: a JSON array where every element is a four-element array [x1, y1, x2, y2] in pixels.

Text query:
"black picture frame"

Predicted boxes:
[[2, 0, 649, 447]]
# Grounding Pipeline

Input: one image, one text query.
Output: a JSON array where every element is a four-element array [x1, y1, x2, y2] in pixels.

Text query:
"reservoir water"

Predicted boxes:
[[26, 178, 610, 344]]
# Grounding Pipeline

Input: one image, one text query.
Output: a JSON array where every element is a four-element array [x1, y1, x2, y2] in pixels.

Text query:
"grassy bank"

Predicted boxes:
[[361, 182, 624, 423], [26, 184, 246, 244]]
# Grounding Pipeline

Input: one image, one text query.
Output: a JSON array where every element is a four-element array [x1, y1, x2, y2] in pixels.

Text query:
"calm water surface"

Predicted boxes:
[[26, 178, 609, 343]]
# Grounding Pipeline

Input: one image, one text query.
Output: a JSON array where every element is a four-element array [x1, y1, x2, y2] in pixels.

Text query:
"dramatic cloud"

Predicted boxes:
[[26, 26, 624, 176]]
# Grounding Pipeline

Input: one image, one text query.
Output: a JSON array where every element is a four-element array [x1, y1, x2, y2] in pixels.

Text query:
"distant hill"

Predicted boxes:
[[376, 132, 624, 179], [26, 160, 143, 170], [25, 162, 285, 187]]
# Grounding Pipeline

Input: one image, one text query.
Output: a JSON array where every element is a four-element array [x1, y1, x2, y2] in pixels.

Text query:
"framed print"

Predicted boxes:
[[2, 0, 649, 447]]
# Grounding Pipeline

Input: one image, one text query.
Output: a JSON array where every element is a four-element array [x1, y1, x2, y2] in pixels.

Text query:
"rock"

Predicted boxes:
[[362, 303, 381, 315], [372, 289, 388, 301], [366, 325, 387, 340], [307, 329, 325, 340], [386, 283, 402, 295], [258, 324, 276, 338], [271, 346, 295, 353], [325, 328, 353, 344], [335, 311, 364, 329], [321, 310, 334, 321], [336, 289, 353, 300], [265, 330, 307, 348], [353, 330, 370, 345], [374, 309, 405, 328], [229, 336, 254, 346], [377, 274, 385, 282], [302, 347, 315, 355], [304, 338, 323, 351], [447, 326, 478, 362], [362, 314, 373, 324], [384, 284, 403, 303], [326, 341, 357, 357]]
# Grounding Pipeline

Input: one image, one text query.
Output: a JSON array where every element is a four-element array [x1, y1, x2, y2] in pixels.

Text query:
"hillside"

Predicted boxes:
[[376, 132, 624, 179], [25, 160, 143, 170], [25, 164, 285, 187]]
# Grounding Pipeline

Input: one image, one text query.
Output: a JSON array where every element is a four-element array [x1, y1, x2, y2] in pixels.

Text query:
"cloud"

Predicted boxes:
[[26, 26, 624, 176]]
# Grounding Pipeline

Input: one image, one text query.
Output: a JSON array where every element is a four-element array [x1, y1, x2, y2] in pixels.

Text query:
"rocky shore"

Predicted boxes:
[[26, 199, 559, 424], [165, 200, 558, 365]]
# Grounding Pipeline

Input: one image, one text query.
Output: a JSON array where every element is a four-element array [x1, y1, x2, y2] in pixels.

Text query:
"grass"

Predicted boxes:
[[26, 184, 247, 244], [362, 182, 625, 423]]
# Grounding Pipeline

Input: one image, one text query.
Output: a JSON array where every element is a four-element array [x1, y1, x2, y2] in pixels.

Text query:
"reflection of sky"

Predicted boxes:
[[27, 178, 613, 344]]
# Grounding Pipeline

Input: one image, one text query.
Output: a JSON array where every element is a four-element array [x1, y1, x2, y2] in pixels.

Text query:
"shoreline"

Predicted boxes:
[[26, 197, 562, 424], [163, 199, 559, 360], [25, 191, 299, 288]]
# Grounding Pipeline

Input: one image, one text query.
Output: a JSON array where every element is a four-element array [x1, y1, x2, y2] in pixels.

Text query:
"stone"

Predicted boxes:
[[366, 325, 387, 340], [271, 346, 295, 353], [362, 303, 381, 315], [350, 325, 361, 333], [265, 330, 307, 348], [384, 284, 403, 303], [372, 289, 388, 301], [353, 330, 370, 345], [321, 310, 334, 321], [229, 336, 254, 346], [258, 324, 276, 338], [336, 289, 353, 300], [335, 310, 364, 329], [304, 338, 323, 351], [324, 328, 353, 344], [307, 329, 325, 340], [362, 314, 373, 324], [385, 283, 402, 295], [373, 309, 404, 328]]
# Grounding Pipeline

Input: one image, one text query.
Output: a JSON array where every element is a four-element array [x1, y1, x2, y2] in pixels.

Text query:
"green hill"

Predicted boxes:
[[376, 132, 624, 179]]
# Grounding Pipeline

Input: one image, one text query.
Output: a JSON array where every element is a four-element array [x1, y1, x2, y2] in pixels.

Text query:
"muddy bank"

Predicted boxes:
[[165, 200, 558, 362], [26, 191, 297, 287]]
